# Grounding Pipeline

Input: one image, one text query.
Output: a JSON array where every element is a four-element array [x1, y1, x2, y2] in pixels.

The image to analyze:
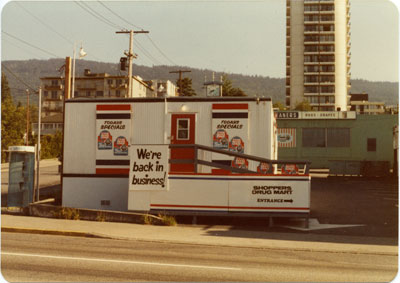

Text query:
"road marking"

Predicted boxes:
[[2, 252, 241, 271], [278, 218, 364, 231]]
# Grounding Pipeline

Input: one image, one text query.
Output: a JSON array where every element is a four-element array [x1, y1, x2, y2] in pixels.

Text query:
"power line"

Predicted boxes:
[[2, 37, 47, 59], [2, 31, 60, 58], [145, 35, 177, 65], [97, 1, 143, 30], [74, 1, 123, 30], [16, 2, 104, 62], [2, 64, 36, 92], [74, 1, 165, 66], [127, 34, 163, 66], [81, 1, 125, 30], [15, 2, 74, 46], [97, 0, 177, 65]]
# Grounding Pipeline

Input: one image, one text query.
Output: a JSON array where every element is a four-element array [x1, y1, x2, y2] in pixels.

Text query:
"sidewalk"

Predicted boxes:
[[1, 214, 397, 256]]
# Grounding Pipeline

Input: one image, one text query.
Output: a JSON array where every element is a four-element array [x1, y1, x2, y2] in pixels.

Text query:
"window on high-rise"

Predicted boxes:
[[320, 5, 334, 11], [320, 15, 334, 21], [320, 75, 335, 83], [304, 76, 318, 83], [305, 45, 318, 52], [305, 86, 318, 93], [304, 35, 319, 42], [320, 55, 335, 62], [319, 45, 335, 52], [304, 15, 319, 21], [320, 24, 334, 32], [304, 5, 319, 12], [320, 86, 335, 93], [304, 25, 318, 32], [321, 65, 335, 72], [320, 35, 335, 42], [305, 96, 319, 104], [304, 65, 319, 73], [322, 96, 335, 104]]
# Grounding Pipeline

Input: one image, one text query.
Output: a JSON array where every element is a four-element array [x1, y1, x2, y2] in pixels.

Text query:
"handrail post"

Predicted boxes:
[[194, 144, 198, 173]]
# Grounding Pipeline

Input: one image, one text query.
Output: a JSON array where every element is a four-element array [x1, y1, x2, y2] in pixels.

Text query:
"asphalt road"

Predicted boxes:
[[1, 232, 397, 282], [1, 159, 61, 206], [1, 159, 60, 195]]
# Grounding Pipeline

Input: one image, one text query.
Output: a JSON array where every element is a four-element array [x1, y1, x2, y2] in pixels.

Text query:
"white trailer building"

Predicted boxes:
[[62, 97, 310, 221]]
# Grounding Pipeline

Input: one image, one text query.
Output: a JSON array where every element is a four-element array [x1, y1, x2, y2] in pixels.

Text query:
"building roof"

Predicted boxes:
[[66, 96, 272, 103], [350, 93, 369, 102], [41, 113, 63, 123]]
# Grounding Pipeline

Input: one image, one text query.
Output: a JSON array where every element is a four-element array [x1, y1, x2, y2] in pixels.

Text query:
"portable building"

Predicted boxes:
[[62, 97, 310, 221]]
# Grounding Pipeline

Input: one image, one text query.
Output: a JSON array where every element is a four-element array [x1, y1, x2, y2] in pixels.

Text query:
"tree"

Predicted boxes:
[[176, 77, 196, 96], [39, 131, 63, 159], [273, 101, 285, 110], [221, 75, 246, 97], [294, 99, 312, 111], [1, 74, 26, 162]]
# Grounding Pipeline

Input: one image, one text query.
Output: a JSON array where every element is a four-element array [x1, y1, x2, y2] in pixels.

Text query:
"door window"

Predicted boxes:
[[176, 119, 190, 140]]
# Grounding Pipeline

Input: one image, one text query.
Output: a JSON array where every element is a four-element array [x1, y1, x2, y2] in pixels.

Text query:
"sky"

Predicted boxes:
[[0, 0, 399, 82]]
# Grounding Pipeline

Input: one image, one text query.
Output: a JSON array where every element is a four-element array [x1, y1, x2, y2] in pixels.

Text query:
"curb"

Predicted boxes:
[[1, 226, 110, 239], [3, 226, 397, 256]]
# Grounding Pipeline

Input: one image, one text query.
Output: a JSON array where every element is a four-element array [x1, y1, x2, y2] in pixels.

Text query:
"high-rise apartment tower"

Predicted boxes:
[[286, 0, 351, 111]]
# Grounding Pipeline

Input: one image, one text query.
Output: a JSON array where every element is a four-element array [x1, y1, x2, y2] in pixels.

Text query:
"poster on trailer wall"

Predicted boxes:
[[211, 104, 249, 169], [95, 104, 131, 174]]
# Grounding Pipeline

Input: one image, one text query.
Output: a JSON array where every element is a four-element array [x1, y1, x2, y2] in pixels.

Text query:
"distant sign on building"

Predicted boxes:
[[275, 111, 356, 120]]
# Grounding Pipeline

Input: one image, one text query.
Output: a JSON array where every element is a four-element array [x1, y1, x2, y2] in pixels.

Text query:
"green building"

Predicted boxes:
[[276, 111, 398, 176]]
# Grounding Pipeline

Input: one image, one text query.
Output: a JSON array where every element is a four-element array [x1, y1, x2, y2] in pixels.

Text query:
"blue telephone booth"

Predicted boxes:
[[7, 146, 35, 208]]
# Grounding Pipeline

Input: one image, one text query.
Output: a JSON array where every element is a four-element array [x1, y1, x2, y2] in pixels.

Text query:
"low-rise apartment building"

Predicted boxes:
[[40, 69, 154, 117]]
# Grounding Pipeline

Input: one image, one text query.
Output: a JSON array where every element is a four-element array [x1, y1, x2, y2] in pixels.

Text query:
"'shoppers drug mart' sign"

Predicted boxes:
[[129, 145, 169, 191]]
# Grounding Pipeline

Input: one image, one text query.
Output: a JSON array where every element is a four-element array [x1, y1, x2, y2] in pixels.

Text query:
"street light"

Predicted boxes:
[[71, 43, 87, 98]]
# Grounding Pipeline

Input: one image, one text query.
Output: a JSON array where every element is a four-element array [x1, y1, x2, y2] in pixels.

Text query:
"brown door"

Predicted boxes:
[[170, 114, 196, 173]]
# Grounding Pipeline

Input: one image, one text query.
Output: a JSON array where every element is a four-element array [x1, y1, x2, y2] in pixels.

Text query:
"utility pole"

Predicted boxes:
[[26, 89, 30, 146], [36, 87, 41, 202], [169, 70, 191, 96], [116, 30, 149, 97]]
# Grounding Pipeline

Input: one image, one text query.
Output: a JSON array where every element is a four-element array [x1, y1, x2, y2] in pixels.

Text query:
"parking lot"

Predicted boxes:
[[310, 175, 398, 238]]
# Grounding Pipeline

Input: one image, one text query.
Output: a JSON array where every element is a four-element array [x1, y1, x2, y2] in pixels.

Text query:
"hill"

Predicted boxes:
[[2, 59, 398, 106]]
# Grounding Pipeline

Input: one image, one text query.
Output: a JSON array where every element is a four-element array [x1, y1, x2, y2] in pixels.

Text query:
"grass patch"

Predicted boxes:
[[142, 214, 155, 225], [53, 207, 80, 220], [158, 213, 177, 226], [96, 211, 106, 222]]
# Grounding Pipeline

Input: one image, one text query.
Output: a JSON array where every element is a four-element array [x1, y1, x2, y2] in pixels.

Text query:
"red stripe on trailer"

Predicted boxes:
[[96, 168, 129, 175], [151, 204, 227, 209], [96, 104, 131, 111], [212, 104, 248, 110], [150, 204, 309, 211], [168, 172, 309, 177]]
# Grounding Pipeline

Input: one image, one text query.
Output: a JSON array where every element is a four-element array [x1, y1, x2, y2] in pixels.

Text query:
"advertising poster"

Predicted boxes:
[[277, 128, 296, 148], [95, 104, 131, 174], [212, 104, 249, 169], [129, 145, 169, 191]]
